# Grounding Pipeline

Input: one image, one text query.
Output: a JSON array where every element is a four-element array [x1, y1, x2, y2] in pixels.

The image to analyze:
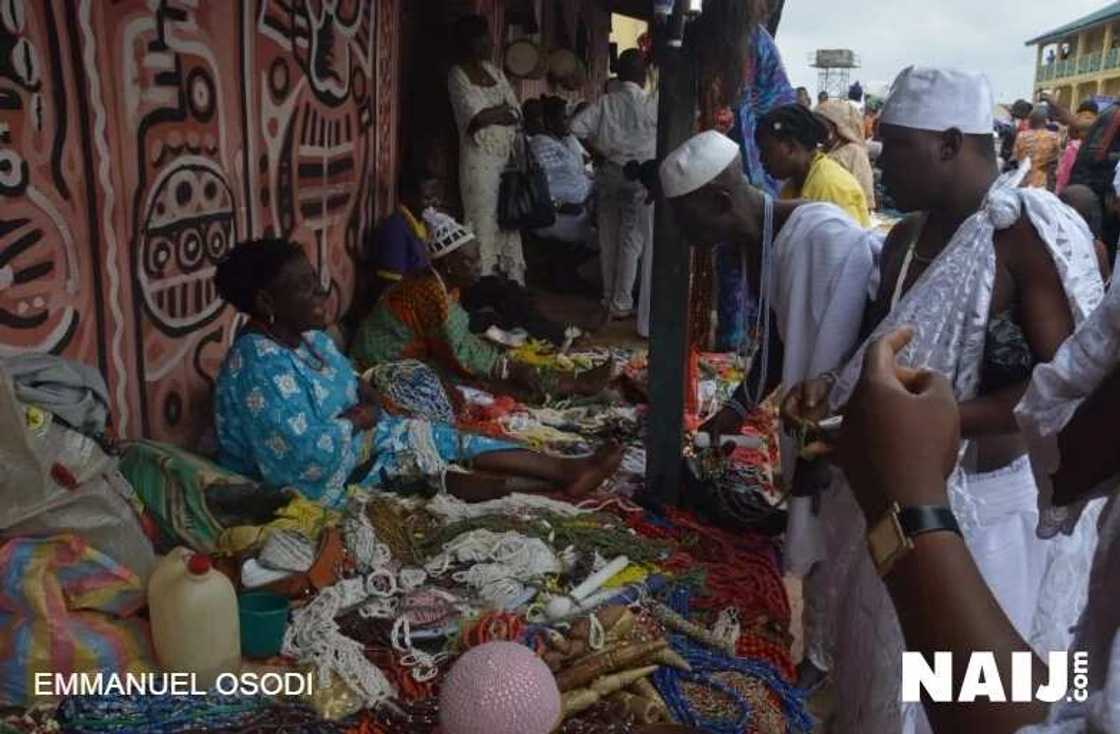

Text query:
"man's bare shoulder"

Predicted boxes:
[[992, 214, 1046, 259], [882, 212, 925, 262]]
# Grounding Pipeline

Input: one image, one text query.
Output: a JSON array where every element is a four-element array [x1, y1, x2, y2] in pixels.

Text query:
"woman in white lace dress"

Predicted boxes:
[[448, 15, 526, 284]]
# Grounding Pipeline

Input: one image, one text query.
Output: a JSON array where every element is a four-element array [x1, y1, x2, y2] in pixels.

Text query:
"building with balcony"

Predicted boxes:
[[1028, 2, 1120, 104]]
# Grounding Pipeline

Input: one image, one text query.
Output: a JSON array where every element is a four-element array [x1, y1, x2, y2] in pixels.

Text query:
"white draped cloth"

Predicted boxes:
[[1016, 283, 1120, 733], [448, 62, 526, 283], [822, 169, 1105, 733], [767, 203, 879, 575]]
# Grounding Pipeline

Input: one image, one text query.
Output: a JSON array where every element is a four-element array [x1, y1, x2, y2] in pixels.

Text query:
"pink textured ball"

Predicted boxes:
[[439, 641, 561, 734]]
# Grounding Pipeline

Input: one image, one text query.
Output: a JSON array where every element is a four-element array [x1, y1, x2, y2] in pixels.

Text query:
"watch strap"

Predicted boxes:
[[897, 505, 961, 539]]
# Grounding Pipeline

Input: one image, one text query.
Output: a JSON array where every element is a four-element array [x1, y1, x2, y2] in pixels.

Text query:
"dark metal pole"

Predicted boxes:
[[645, 0, 695, 505]]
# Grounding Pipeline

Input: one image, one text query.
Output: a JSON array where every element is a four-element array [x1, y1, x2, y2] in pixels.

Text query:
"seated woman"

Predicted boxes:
[[351, 210, 609, 401], [756, 103, 871, 227], [212, 238, 623, 508], [346, 168, 442, 334], [527, 96, 594, 244], [526, 96, 597, 295], [368, 168, 442, 301]]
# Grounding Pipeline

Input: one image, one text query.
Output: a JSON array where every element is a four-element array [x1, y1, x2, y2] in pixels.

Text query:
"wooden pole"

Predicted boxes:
[[645, 0, 695, 504]]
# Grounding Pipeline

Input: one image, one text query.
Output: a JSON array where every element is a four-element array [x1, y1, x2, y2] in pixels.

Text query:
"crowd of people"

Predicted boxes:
[[444, 15, 663, 340], [657, 59, 1120, 730], [999, 94, 1105, 196], [205, 14, 669, 511], [192, 7, 1120, 732]]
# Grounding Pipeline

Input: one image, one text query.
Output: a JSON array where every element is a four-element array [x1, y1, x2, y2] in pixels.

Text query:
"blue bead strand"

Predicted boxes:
[[652, 585, 814, 733]]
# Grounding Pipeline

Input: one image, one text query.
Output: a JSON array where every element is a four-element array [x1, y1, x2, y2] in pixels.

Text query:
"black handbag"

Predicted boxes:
[[498, 135, 556, 231]]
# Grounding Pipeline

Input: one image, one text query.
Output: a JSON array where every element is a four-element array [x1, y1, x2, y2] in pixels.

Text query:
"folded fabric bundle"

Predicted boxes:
[[118, 440, 289, 553]]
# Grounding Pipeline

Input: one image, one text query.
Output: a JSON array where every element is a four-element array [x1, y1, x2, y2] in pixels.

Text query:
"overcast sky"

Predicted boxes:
[[775, 0, 1109, 103]]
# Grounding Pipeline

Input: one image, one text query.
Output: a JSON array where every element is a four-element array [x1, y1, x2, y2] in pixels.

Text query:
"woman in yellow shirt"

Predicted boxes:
[[755, 103, 871, 226]]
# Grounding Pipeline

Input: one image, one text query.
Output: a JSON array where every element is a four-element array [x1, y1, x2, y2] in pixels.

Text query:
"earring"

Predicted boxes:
[[267, 312, 276, 326]]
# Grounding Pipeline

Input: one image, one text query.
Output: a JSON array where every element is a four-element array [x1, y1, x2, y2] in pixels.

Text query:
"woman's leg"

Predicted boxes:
[[553, 361, 614, 396], [471, 442, 624, 498], [505, 360, 612, 401], [424, 420, 624, 498], [443, 471, 554, 503]]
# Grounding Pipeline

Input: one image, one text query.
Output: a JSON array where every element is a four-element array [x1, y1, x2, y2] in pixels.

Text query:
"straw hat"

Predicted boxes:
[[547, 48, 580, 79], [505, 38, 547, 79]]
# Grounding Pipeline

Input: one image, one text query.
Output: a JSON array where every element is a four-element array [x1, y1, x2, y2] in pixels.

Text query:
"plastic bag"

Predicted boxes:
[[0, 535, 155, 706], [0, 367, 155, 580]]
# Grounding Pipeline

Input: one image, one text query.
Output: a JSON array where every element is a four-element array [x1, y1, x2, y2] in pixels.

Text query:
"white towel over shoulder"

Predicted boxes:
[[767, 202, 878, 575]]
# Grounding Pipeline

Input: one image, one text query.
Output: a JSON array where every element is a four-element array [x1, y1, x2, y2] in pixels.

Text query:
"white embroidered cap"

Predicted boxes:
[[659, 130, 741, 199], [880, 66, 994, 135], [422, 208, 475, 260]]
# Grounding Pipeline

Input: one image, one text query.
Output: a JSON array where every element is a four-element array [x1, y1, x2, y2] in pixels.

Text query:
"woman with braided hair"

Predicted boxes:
[[756, 103, 871, 226], [211, 239, 623, 508]]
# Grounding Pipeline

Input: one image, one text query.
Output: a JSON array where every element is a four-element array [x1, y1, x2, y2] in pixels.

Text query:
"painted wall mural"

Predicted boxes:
[[0, 0, 399, 445]]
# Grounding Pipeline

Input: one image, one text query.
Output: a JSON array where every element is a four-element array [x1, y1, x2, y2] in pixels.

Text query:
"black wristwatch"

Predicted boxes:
[[867, 502, 961, 577]]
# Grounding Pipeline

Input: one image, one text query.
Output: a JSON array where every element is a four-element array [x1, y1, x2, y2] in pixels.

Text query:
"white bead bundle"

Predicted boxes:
[[426, 529, 561, 607], [281, 577, 396, 708]]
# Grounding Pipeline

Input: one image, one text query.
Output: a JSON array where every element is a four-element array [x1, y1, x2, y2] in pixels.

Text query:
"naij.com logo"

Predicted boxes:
[[902, 651, 1089, 703]]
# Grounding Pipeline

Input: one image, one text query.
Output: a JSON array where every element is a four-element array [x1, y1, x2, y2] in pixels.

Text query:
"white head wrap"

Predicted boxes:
[[879, 66, 994, 135], [422, 208, 474, 260], [659, 130, 740, 199]]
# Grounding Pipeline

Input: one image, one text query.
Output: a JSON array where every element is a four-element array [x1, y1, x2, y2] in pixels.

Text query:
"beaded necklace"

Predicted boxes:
[[742, 193, 775, 406]]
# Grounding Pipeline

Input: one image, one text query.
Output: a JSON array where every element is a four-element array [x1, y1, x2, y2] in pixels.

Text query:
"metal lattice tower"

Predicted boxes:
[[808, 49, 861, 100]]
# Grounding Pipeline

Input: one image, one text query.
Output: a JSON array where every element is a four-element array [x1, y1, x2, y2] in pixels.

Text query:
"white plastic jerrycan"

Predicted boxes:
[[148, 548, 240, 690]]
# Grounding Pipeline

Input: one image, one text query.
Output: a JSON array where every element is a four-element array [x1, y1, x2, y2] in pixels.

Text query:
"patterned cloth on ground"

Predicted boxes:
[[118, 440, 286, 554]]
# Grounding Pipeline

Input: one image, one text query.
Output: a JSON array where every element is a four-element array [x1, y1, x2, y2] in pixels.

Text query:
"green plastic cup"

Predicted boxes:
[[238, 591, 290, 659]]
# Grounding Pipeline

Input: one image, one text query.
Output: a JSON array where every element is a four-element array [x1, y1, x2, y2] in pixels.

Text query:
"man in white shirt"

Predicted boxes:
[[571, 50, 657, 337]]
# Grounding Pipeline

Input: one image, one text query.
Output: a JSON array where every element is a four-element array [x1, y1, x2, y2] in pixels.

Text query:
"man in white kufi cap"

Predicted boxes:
[[660, 130, 877, 675], [571, 49, 657, 337], [782, 66, 1106, 733], [658, 134, 874, 444], [658, 130, 875, 456]]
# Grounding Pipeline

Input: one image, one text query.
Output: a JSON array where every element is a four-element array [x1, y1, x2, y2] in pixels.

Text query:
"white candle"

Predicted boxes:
[[693, 434, 762, 450], [570, 555, 629, 601]]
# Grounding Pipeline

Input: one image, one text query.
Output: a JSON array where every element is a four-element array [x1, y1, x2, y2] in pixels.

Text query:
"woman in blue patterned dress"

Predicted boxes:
[[212, 239, 622, 508]]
